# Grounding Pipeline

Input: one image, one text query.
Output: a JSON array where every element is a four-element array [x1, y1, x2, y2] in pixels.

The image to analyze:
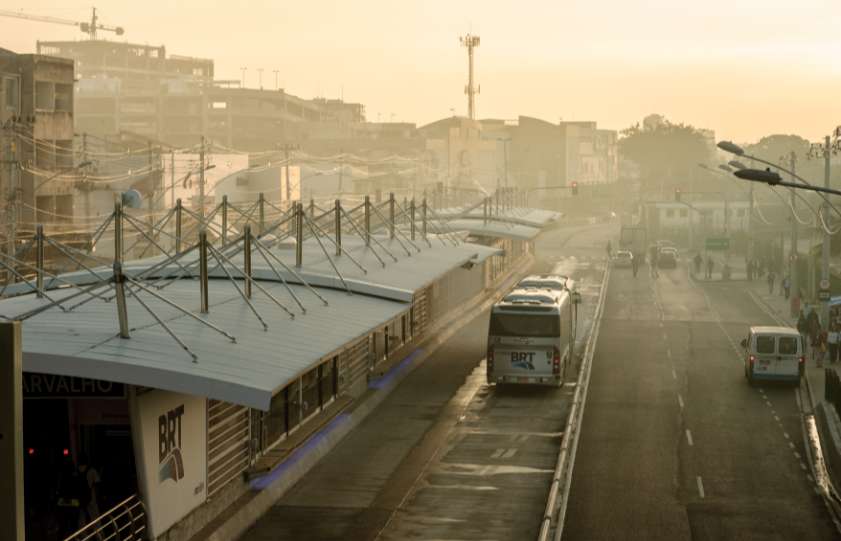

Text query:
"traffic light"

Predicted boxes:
[[571, 181, 579, 196], [675, 188, 681, 202]]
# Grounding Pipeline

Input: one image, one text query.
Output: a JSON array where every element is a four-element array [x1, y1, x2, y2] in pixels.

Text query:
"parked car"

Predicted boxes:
[[612, 250, 634, 268], [657, 247, 678, 268]]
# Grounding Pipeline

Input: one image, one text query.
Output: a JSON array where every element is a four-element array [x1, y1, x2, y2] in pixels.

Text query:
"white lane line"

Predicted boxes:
[[801, 462, 808, 471], [678, 394, 685, 409], [662, 332, 668, 342], [686, 429, 694, 446], [794, 451, 801, 459], [783, 432, 790, 440], [491, 448, 505, 458], [502, 448, 518, 459], [774, 415, 780, 422], [696, 476, 705, 498], [672, 369, 677, 380], [666, 348, 672, 358], [789, 441, 795, 449], [765, 400, 772, 407]]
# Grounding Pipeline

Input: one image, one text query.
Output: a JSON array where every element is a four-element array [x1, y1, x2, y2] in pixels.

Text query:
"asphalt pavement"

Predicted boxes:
[[563, 259, 836, 540], [241, 222, 612, 541]]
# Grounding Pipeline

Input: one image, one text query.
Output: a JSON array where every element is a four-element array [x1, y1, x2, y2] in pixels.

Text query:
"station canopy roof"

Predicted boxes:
[[0, 234, 502, 410]]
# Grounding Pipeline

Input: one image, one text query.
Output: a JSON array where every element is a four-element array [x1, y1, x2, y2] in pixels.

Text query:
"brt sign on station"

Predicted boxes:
[[705, 237, 730, 251]]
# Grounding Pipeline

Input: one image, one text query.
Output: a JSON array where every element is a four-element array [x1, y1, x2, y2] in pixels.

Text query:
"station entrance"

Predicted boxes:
[[22, 372, 137, 540]]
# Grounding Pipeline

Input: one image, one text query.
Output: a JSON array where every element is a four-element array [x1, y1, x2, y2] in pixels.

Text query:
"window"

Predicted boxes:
[[35, 81, 54, 110], [4, 77, 19, 112], [301, 368, 319, 421], [666, 209, 675, 218], [679, 209, 688, 218], [55, 83, 73, 112], [755, 335, 776, 354], [779, 337, 798, 355], [264, 388, 288, 447], [489, 313, 560, 337]]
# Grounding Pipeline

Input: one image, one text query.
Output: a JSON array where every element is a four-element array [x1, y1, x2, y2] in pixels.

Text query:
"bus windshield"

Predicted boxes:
[[489, 313, 560, 337]]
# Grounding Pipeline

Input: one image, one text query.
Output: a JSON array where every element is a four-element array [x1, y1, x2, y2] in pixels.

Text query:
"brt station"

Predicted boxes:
[[0, 192, 559, 541]]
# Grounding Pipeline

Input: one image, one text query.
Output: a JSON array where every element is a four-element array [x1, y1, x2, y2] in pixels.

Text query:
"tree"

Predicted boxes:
[[618, 119, 710, 191]]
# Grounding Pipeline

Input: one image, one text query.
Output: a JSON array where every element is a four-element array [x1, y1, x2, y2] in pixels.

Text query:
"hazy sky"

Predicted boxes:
[[4, 0, 841, 142]]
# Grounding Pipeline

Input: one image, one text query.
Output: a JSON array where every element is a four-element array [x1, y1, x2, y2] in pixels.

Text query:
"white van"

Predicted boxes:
[[487, 288, 578, 386], [740, 326, 804, 384]]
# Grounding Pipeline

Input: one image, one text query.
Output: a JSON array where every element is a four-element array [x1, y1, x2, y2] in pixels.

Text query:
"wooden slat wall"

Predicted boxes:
[[340, 337, 370, 392], [207, 399, 250, 497], [412, 286, 431, 338]]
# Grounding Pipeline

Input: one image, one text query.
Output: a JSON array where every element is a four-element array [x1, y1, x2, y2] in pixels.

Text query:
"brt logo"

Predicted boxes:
[[510, 352, 535, 370], [158, 404, 185, 484]]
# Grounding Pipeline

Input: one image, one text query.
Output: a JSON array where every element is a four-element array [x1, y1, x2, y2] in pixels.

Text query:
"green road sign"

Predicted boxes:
[[705, 237, 730, 251]]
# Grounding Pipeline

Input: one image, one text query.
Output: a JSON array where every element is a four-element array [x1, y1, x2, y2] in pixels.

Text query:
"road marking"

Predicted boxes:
[[766, 400, 772, 407], [794, 451, 801, 459], [784, 432, 790, 440], [672, 368, 677, 380], [789, 442, 796, 449], [662, 332, 668, 342], [666, 348, 672, 359], [502, 448, 518, 459], [801, 461, 808, 471], [659, 322, 664, 329], [686, 429, 694, 446], [491, 448, 505, 458], [774, 415, 780, 422], [696, 476, 705, 498], [678, 394, 684, 409]]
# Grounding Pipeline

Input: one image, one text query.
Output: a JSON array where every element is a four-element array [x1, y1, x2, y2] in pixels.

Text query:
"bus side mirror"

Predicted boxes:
[[740, 338, 747, 349], [572, 291, 582, 305]]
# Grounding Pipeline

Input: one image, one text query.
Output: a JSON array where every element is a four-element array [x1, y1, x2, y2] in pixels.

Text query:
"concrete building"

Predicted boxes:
[[37, 39, 366, 150], [0, 47, 75, 233]]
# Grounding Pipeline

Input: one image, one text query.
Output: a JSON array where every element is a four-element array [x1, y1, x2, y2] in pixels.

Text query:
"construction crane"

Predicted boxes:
[[0, 7, 124, 40]]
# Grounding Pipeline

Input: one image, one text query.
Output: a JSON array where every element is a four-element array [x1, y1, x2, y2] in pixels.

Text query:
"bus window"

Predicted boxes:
[[489, 314, 560, 337], [755, 336, 775, 354], [779, 337, 798, 355]]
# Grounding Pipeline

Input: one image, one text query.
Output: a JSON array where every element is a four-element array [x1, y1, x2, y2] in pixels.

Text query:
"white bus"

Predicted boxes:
[[487, 287, 578, 386]]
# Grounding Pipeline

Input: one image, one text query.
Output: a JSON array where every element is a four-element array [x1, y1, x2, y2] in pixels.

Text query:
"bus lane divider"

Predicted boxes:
[[537, 262, 611, 541]]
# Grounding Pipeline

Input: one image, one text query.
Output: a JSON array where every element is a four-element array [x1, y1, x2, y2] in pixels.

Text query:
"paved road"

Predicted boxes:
[[241, 222, 613, 540], [563, 261, 836, 540]]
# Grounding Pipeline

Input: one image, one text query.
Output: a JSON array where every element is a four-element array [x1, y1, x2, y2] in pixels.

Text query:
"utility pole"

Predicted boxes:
[[338, 148, 344, 194], [279, 143, 299, 204], [821, 135, 831, 331], [789, 152, 799, 318], [273, 69, 279, 91], [459, 34, 480, 120], [257, 68, 264, 90], [170, 150, 175, 209], [199, 136, 206, 220]]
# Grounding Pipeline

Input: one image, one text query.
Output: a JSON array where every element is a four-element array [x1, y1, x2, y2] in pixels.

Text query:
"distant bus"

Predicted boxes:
[[487, 287, 578, 386]]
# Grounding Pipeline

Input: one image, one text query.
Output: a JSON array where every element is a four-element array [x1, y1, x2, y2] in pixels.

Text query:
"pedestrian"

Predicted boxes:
[[606, 240, 612, 259], [693, 253, 702, 275], [706, 256, 714, 279], [808, 307, 821, 345], [783, 276, 791, 299], [814, 328, 828, 368], [767, 270, 776, 295], [829, 325, 840, 364], [74, 453, 101, 530], [797, 309, 808, 346]]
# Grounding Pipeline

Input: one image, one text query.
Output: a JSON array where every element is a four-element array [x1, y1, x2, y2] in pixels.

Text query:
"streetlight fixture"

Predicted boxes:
[[718, 164, 733, 173], [717, 140, 745, 156], [728, 160, 748, 170]]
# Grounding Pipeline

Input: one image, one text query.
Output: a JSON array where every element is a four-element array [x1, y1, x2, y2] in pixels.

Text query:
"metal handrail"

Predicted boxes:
[[63, 493, 147, 541]]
